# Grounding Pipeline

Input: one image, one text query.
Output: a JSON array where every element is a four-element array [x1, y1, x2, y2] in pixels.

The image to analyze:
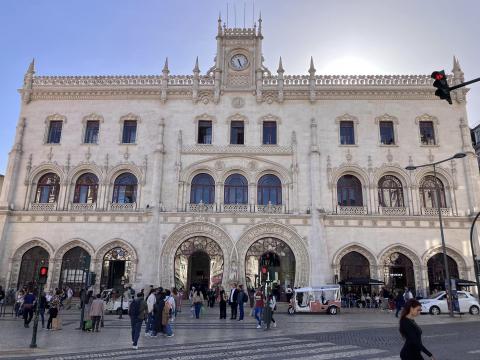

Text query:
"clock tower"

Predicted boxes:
[[212, 15, 267, 93]]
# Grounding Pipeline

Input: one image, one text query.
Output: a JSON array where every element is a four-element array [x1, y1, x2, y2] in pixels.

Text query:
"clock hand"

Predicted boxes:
[[237, 59, 242, 67]]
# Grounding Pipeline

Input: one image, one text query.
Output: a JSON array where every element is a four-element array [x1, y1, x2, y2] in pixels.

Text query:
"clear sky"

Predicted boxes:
[[1, 0, 479, 174]]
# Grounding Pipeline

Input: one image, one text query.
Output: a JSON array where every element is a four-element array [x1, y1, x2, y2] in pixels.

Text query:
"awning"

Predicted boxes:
[[455, 279, 477, 287], [338, 278, 384, 286]]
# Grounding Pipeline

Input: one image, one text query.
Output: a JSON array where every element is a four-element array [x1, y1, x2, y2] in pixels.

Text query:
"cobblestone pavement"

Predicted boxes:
[[1, 305, 479, 359]]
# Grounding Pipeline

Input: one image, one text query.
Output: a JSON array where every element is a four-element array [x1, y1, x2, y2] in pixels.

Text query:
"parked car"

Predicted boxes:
[[419, 291, 479, 315], [101, 289, 132, 315]]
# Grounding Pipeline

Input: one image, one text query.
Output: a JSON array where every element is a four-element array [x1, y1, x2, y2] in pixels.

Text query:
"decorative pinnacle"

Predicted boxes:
[[309, 56, 316, 74], [26, 58, 35, 75], [162, 57, 169, 74], [258, 12, 262, 35], [277, 57, 284, 73], [452, 55, 463, 73], [193, 56, 200, 73], [217, 13, 222, 35]]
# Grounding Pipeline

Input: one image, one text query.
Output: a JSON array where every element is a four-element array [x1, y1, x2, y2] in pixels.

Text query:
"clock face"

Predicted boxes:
[[230, 54, 249, 70]]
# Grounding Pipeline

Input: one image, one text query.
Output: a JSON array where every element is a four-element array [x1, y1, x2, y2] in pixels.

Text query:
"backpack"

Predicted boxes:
[[129, 299, 140, 319], [243, 292, 248, 303]]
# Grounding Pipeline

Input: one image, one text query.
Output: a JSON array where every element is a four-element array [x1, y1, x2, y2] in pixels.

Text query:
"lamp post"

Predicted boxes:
[[469, 212, 480, 297], [406, 152, 466, 318]]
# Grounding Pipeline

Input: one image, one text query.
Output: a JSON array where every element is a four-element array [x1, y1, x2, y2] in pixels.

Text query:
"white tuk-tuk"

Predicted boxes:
[[288, 285, 341, 315], [101, 288, 132, 315]]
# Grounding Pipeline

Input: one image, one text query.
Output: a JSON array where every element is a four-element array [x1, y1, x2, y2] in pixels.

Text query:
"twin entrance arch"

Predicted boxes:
[[159, 221, 310, 289]]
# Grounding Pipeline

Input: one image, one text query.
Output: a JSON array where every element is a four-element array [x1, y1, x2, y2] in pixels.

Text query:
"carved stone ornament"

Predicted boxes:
[[386, 149, 393, 163], [247, 161, 257, 171], [374, 113, 398, 124], [335, 113, 359, 124], [428, 149, 434, 163], [345, 149, 352, 163], [214, 160, 225, 171], [231, 97, 245, 109]]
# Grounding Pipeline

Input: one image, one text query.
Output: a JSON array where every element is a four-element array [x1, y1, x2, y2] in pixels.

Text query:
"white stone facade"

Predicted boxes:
[[0, 19, 479, 297]]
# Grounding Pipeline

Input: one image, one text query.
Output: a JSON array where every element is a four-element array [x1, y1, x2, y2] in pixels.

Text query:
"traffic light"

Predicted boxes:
[[431, 70, 452, 104], [38, 266, 48, 285], [86, 272, 96, 287]]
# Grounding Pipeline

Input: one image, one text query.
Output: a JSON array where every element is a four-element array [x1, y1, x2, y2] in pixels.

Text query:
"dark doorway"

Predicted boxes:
[[59, 247, 90, 296], [384, 253, 415, 294], [100, 247, 132, 290], [188, 251, 210, 292], [427, 253, 459, 292], [17, 246, 49, 289]]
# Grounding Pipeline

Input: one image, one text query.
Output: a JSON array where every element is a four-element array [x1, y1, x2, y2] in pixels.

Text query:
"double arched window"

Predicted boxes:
[[73, 173, 99, 204], [190, 174, 215, 204], [420, 175, 446, 208], [224, 174, 248, 204], [257, 174, 282, 205], [112, 173, 138, 204], [337, 175, 363, 206], [378, 175, 404, 207], [35, 173, 60, 203]]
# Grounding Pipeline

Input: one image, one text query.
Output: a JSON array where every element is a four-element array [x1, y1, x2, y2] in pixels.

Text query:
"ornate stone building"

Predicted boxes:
[[0, 18, 479, 297]]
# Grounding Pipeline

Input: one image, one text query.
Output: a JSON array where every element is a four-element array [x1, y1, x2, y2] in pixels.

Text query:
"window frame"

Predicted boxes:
[[83, 120, 100, 144], [44, 114, 66, 145], [377, 175, 405, 207], [197, 120, 213, 145], [224, 174, 248, 204], [112, 173, 138, 204], [336, 174, 364, 206], [419, 121, 436, 146], [262, 121, 277, 145], [190, 173, 215, 204], [339, 121, 355, 145], [73, 173, 99, 204], [415, 114, 439, 147], [379, 121, 395, 145], [230, 120, 245, 145], [121, 120, 137, 144], [419, 175, 447, 209], [257, 174, 282, 205], [335, 113, 359, 147], [34, 173, 61, 203]]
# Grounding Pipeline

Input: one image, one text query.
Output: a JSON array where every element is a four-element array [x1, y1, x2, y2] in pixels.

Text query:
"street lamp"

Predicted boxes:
[[406, 152, 466, 318]]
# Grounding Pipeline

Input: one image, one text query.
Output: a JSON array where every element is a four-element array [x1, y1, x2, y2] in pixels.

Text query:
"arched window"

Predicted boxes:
[[337, 175, 363, 206], [73, 173, 99, 203], [427, 253, 459, 292], [18, 246, 49, 289], [420, 175, 446, 208], [35, 173, 60, 203], [224, 174, 248, 204], [190, 173, 215, 204], [340, 251, 370, 280], [378, 175, 404, 207], [112, 173, 137, 204], [257, 174, 282, 205]]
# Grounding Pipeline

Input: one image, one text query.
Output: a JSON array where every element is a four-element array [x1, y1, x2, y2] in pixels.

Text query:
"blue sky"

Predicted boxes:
[[1, 0, 479, 174]]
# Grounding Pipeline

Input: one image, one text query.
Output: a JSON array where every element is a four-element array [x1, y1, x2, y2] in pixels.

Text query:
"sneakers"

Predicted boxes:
[[144, 332, 150, 337], [256, 324, 261, 329], [273, 322, 277, 328], [132, 345, 138, 350], [166, 334, 174, 337]]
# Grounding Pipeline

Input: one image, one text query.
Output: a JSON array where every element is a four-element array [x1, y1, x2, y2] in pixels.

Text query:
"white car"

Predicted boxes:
[[419, 291, 479, 315]]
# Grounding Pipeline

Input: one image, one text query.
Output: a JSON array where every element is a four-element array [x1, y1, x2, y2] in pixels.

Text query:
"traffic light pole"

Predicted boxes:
[[30, 284, 43, 348], [449, 77, 480, 91]]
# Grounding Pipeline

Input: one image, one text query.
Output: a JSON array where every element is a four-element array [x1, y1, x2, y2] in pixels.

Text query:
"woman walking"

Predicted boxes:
[[192, 289, 204, 319], [399, 299, 435, 360]]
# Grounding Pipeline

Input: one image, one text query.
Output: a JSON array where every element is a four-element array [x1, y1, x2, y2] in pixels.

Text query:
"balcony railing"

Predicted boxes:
[[109, 202, 137, 211], [421, 207, 453, 216], [185, 203, 286, 214], [30, 202, 57, 211], [336, 206, 368, 215], [378, 206, 408, 216], [70, 202, 96, 211]]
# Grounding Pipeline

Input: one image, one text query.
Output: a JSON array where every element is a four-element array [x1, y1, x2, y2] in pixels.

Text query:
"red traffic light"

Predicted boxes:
[[432, 72, 444, 81], [39, 266, 48, 276], [261, 266, 267, 274]]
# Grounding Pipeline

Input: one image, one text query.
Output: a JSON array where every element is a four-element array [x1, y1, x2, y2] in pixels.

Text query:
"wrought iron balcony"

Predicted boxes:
[[421, 207, 453, 216], [70, 202, 96, 211], [378, 206, 408, 216], [336, 206, 368, 215], [30, 202, 57, 211], [109, 202, 137, 211]]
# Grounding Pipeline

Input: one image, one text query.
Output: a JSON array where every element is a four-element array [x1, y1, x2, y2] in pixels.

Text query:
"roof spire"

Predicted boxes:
[[193, 56, 200, 73], [162, 57, 169, 74], [26, 58, 35, 75], [217, 12, 222, 35], [277, 57, 284, 73], [308, 56, 316, 75], [257, 12, 262, 36], [452, 55, 464, 82]]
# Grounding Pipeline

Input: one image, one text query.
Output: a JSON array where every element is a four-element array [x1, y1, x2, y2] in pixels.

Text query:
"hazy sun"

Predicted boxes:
[[320, 56, 385, 75]]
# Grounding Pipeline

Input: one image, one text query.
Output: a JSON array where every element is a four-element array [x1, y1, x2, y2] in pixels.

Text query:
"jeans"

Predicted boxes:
[[131, 318, 143, 346], [254, 307, 263, 325], [230, 302, 237, 319], [164, 322, 173, 336], [238, 303, 244, 320], [395, 306, 402, 317], [23, 306, 34, 326], [194, 303, 202, 319], [39, 308, 45, 327], [146, 313, 155, 334]]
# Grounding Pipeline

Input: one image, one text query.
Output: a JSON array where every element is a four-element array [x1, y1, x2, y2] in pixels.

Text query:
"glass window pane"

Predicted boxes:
[[379, 121, 395, 145], [263, 122, 277, 145], [420, 121, 435, 145], [84, 121, 99, 144], [340, 121, 355, 145], [47, 121, 63, 144], [230, 121, 244, 145], [122, 121, 137, 144], [198, 121, 212, 144]]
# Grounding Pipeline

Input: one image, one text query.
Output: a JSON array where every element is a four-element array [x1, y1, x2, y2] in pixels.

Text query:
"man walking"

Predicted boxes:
[[65, 286, 74, 310], [146, 288, 156, 336], [89, 294, 104, 332], [237, 285, 247, 321], [23, 288, 35, 328], [229, 283, 238, 320], [254, 287, 265, 329], [129, 293, 147, 350]]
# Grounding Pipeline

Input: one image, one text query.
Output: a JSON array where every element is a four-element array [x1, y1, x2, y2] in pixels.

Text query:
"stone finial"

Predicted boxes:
[[277, 57, 284, 74], [257, 12, 262, 36], [162, 57, 169, 74], [217, 13, 222, 36], [308, 56, 316, 75], [193, 56, 200, 74], [26, 58, 35, 75], [452, 55, 464, 81]]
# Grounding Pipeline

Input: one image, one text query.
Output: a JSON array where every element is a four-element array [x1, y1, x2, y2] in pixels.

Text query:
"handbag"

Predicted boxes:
[[200, 304, 206, 315], [84, 319, 93, 331], [52, 317, 62, 330]]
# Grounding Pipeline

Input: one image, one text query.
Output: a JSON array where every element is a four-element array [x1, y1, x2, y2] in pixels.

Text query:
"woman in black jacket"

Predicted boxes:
[[399, 299, 435, 360]]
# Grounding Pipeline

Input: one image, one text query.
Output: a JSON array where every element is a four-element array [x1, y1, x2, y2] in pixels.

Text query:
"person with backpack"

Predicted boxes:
[[237, 284, 248, 321], [145, 288, 157, 337], [129, 293, 147, 350], [153, 290, 165, 337]]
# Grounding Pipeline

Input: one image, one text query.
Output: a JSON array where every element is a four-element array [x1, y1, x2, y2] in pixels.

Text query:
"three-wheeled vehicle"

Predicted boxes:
[[101, 288, 132, 315], [288, 285, 341, 315]]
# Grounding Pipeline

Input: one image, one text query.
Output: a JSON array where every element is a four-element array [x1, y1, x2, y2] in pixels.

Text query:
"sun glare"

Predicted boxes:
[[320, 56, 386, 75]]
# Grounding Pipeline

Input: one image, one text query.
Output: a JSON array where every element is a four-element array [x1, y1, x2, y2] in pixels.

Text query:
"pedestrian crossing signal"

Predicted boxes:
[[431, 70, 452, 104], [38, 266, 48, 284]]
